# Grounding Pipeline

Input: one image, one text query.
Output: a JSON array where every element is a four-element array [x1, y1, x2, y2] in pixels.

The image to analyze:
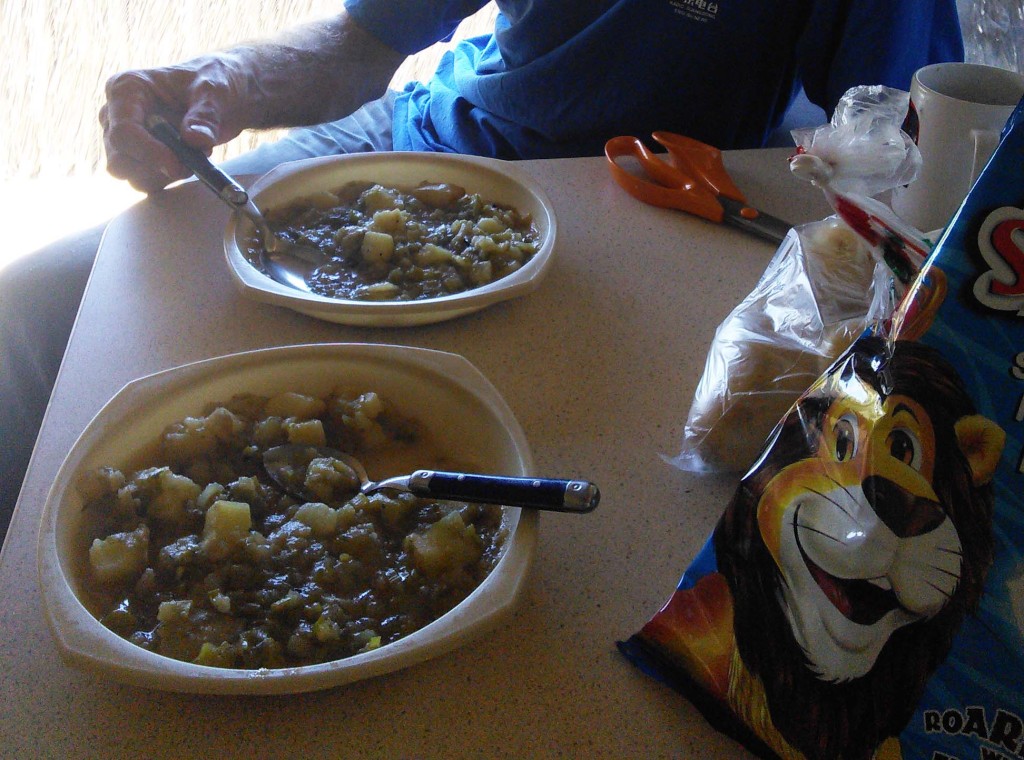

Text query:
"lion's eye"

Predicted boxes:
[[834, 416, 858, 462], [888, 428, 922, 469]]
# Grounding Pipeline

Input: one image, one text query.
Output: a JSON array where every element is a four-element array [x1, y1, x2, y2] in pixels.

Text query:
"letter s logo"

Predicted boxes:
[[973, 207, 1024, 313]]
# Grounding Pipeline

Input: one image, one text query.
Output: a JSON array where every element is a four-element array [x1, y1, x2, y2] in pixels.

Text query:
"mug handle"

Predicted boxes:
[[970, 128, 1002, 186]]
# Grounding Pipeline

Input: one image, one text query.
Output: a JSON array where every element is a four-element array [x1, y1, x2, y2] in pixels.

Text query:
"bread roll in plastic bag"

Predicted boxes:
[[673, 218, 892, 472], [673, 86, 926, 473]]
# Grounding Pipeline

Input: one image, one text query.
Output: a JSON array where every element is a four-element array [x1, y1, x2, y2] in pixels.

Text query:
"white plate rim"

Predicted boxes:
[[223, 153, 558, 326], [37, 343, 539, 694]]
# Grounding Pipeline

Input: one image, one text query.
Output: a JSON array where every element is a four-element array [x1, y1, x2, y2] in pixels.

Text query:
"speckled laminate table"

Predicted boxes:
[[0, 151, 830, 759]]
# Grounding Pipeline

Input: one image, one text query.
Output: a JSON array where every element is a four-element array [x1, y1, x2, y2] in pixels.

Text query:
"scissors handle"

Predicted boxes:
[[606, 132, 794, 245], [604, 135, 724, 222], [651, 131, 747, 203]]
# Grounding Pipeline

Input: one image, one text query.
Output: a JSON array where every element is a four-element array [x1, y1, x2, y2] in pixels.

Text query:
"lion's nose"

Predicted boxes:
[[862, 475, 946, 537]]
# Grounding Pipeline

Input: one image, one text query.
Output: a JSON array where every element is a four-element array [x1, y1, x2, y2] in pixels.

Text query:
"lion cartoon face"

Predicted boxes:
[[713, 336, 1004, 760], [757, 374, 981, 682]]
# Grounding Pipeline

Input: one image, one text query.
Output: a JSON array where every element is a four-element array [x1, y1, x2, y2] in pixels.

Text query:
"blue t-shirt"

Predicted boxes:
[[345, 0, 963, 157]]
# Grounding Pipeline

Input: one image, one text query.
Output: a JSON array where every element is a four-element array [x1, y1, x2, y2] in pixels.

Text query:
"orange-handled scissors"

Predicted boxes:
[[604, 131, 792, 245]]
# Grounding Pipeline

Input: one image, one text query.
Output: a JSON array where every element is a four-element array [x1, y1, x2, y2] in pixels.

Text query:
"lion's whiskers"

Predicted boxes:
[[794, 519, 845, 545], [805, 482, 858, 521], [923, 579, 955, 601]]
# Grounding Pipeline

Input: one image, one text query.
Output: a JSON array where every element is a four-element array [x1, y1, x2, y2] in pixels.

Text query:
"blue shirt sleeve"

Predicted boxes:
[[797, 0, 964, 115], [344, 0, 493, 55]]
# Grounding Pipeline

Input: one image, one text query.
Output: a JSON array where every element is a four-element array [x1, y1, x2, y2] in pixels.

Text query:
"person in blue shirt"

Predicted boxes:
[[0, 0, 964, 537], [102, 0, 963, 189]]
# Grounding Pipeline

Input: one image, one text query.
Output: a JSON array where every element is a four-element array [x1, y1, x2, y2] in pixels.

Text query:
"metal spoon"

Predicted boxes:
[[145, 115, 320, 292], [263, 444, 600, 514]]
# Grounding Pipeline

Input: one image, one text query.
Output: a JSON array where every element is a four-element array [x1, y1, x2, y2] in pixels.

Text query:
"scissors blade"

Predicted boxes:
[[718, 196, 792, 245]]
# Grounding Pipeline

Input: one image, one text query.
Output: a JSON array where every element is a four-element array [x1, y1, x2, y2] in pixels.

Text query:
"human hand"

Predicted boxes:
[[100, 56, 250, 193]]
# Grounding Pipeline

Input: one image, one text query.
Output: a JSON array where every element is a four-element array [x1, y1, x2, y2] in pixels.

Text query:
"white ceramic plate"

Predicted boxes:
[[37, 344, 538, 694], [224, 152, 558, 326]]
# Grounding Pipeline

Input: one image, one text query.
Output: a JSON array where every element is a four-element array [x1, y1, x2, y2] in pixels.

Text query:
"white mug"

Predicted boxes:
[[892, 62, 1024, 233]]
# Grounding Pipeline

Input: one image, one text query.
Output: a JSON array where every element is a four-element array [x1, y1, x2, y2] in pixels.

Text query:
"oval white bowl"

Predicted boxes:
[[224, 152, 557, 326], [37, 343, 538, 694]]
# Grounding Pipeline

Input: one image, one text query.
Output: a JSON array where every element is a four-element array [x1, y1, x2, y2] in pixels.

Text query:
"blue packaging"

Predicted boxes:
[[621, 95, 1024, 760]]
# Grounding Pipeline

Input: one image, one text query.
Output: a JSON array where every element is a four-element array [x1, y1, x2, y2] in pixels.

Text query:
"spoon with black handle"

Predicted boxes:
[[264, 444, 601, 514], [144, 114, 320, 292]]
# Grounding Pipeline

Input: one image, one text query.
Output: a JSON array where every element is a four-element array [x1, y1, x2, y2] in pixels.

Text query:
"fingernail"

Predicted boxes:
[[186, 123, 216, 142]]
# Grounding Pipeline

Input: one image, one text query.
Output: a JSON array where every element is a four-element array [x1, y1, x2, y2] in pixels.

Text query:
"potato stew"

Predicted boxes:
[[80, 389, 507, 669], [247, 181, 540, 300]]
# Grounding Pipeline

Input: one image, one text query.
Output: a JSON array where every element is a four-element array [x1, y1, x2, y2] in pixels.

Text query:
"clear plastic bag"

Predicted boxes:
[[672, 86, 925, 473], [958, 0, 1024, 75], [790, 85, 920, 197], [672, 218, 891, 472]]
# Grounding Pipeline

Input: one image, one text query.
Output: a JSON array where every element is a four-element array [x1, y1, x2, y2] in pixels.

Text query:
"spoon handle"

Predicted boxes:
[[407, 471, 600, 513], [145, 115, 249, 209]]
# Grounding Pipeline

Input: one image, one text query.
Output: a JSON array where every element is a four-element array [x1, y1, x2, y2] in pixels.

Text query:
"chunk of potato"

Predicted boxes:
[[415, 243, 453, 266], [197, 482, 225, 510], [252, 416, 286, 449], [442, 274, 465, 293], [202, 500, 252, 560], [474, 216, 506, 235], [334, 391, 389, 447], [157, 599, 192, 624], [304, 457, 361, 503], [194, 641, 236, 668], [405, 511, 482, 577], [381, 492, 418, 531], [355, 282, 401, 301], [361, 231, 395, 267], [410, 182, 465, 209], [294, 502, 340, 538], [209, 591, 231, 614], [469, 260, 493, 286], [203, 499, 251, 541], [77, 466, 126, 503], [264, 392, 326, 420], [161, 406, 245, 462], [472, 235, 502, 257], [370, 208, 409, 234], [353, 391, 383, 418], [362, 185, 399, 212], [285, 418, 327, 446], [227, 475, 262, 506], [89, 524, 150, 585], [146, 469, 201, 523]]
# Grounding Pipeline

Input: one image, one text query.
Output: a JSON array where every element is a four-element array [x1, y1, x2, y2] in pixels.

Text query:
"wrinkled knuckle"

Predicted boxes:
[[190, 77, 231, 104], [104, 69, 150, 97]]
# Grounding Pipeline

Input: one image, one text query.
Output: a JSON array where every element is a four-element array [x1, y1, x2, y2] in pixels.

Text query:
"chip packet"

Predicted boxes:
[[620, 95, 1024, 760]]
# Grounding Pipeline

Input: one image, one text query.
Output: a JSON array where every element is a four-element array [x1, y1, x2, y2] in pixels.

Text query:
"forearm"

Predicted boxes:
[[216, 9, 407, 129], [101, 8, 408, 192]]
